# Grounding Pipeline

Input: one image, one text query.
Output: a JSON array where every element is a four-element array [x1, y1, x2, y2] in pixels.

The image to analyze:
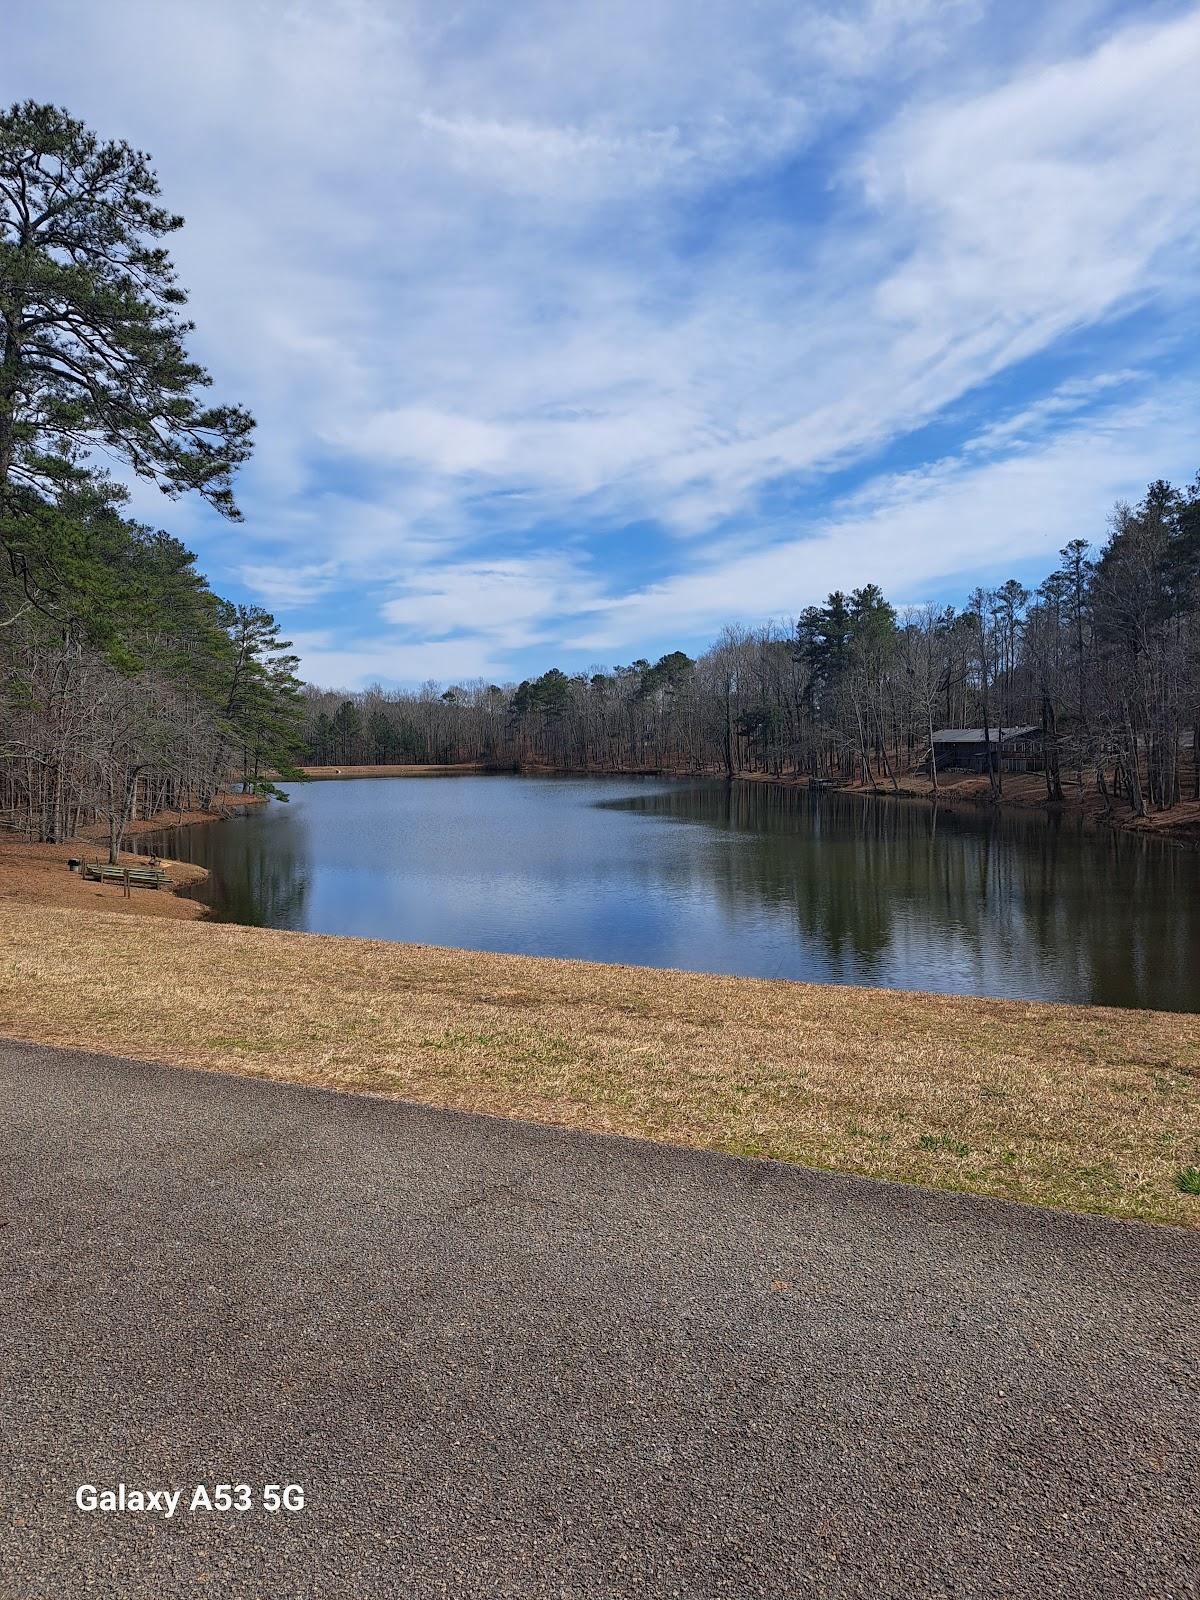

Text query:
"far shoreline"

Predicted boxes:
[[283, 760, 1200, 847], [6, 760, 1194, 925]]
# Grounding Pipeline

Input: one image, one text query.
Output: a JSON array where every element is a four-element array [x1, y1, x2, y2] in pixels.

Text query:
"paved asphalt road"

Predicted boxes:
[[1, 1040, 1197, 1599]]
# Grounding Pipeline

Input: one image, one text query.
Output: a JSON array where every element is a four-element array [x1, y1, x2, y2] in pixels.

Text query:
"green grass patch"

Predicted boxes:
[[917, 1133, 970, 1158]]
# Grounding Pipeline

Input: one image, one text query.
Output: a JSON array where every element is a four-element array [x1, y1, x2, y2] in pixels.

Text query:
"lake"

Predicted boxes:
[[145, 775, 1200, 1011]]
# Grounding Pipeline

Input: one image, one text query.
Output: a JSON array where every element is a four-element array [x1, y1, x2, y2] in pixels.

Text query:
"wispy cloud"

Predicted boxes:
[[961, 371, 1145, 455], [380, 555, 605, 651], [4, 0, 1197, 686], [567, 382, 1200, 651]]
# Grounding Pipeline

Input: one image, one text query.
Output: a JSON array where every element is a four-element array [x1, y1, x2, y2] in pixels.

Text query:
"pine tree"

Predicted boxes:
[[0, 101, 253, 610]]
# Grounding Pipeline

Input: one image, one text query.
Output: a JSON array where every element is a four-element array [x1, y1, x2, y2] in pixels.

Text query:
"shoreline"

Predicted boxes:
[[0, 791, 263, 920], [670, 764, 1197, 846], [4, 760, 1195, 925], [121, 789, 267, 836], [0, 899, 1196, 1229], [288, 760, 1200, 846], [0, 835, 211, 920], [294, 763, 486, 779], [3, 787, 1197, 1227], [732, 767, 1200, 846]]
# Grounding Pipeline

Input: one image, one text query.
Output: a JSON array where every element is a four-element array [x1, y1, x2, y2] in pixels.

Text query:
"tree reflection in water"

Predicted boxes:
[[146, 806, 310, 929], [144, 777, 1200, 1012], [601, 782, 1200, 1010]]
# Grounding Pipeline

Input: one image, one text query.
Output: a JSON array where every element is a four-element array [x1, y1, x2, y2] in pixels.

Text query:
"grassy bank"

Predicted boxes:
[[1, 902, 1197, 1227]]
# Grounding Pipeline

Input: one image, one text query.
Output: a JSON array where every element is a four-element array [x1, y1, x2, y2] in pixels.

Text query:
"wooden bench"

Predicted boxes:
[[80, 863, 172, 891]]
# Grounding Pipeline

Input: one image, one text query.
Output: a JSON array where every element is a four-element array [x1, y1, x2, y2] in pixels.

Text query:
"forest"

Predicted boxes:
[[0, 102, 302, 858], [302, 476, 1200, 820]]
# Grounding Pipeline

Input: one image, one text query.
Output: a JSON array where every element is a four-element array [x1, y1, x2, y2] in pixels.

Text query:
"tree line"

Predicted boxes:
[[302, 476, 1200, 819], [0, 102, 302, 859]]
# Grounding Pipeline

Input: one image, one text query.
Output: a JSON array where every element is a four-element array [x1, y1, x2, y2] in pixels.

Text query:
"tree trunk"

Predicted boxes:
[[1042, 697, 1064, 803], [928, 705, 939, 798]]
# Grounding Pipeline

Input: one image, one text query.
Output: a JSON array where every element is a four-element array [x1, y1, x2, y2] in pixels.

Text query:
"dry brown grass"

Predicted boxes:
[[0, 790, 262, 917], [1, 901, 1198, 1227]]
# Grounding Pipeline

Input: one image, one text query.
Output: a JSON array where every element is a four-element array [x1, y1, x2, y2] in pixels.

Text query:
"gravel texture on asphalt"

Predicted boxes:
[[1, 1038, 1197, 1600]]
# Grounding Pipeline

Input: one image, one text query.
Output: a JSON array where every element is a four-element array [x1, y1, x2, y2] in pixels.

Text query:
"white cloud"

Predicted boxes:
[[566, 384, 1200, 650], [861, 10, 1200, 332], [289, 634, 509, 692], [348, 408, 512, 476], [237, 562, 342, 609], [3, 0, 1197, 685], [791, 0, 983, 83], [304, 4, 1200, 558], [289, 380, 1196, 685], [961, 371, 1144, 454], [380, 556, 603, 647]]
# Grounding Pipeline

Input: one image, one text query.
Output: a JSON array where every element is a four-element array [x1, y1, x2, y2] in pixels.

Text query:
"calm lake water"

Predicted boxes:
[[146, 775, 1200, 1011]]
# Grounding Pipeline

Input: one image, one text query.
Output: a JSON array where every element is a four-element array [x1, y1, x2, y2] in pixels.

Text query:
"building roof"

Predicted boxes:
[[931, 726, 1039, 744]]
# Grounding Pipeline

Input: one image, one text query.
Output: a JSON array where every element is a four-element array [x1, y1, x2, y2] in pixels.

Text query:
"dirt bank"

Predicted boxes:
[[0, 837, 209, 920], [726, 767, 1200, 843], [120, 790, 265, 837]]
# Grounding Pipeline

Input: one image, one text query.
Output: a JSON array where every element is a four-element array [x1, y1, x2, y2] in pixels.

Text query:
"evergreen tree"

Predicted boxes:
[[0, 100, 253, 611]]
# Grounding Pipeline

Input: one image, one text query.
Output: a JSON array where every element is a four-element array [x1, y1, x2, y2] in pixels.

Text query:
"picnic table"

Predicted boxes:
[[80, 862, 172, 893]]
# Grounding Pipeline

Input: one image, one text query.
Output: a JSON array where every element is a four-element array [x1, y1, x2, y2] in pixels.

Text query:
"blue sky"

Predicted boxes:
[[5, 0, 1200, 688]]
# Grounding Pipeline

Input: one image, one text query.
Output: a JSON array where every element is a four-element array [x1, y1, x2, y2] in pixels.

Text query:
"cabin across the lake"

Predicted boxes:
[[930, 726, 1043, 773]]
